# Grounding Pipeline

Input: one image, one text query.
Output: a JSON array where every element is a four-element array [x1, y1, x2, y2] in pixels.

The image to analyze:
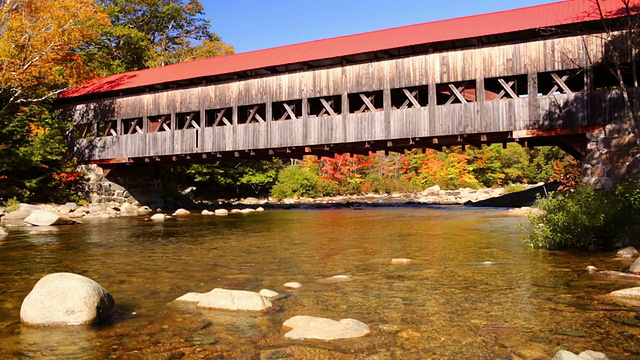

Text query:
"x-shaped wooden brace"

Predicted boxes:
[[102, 121, 117, 136], [127, 118, 143, 134], [548, 73, 573, 95], [495, 79, 519, 100], [446, 82, 469, 104], [318, 98, 337, 116], [246, 105, 265, 123], [182, 112, 200, 130], [358, 93, 377, 112], [401, 88, 421, 108], [279, 102, 298, 120], [212, 108, 231, 126]]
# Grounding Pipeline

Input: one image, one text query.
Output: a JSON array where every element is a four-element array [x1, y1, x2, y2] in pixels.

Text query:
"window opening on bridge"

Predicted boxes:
[[537, 70, 584, 96], [205, 108, 232, 127], [348, 91, 383, 113], [121, 117, 144, 135], [176, 112, 200, 130], [436, 81, 477, 105], [97, 120, 118, 137], [74, 123, 94, 139], [592, 62, 639, 90], [484, 75, 528, 100], [308, 95, 342, 117], [390, 85, 428, 109], [148, 115, 171, 132], [238, 104, 266, 124], [273, 100, 302, 121]]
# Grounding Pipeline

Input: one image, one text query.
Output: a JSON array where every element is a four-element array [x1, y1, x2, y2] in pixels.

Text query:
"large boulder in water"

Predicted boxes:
[[24, 210, 81, 226], [20, 273, 115, 326], [282, 315, 370, 340]]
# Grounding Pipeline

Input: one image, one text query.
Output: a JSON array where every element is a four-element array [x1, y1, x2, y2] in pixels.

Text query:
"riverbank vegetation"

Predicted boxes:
[[525, 179, 640, 250], [266, 144, 578, 200]]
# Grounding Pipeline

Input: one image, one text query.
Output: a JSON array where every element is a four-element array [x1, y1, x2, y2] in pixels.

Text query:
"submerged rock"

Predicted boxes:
[[317, 275, 353, 284], [391, 258, 413, 265], [196, 288, 272, 311], [175, 288, 272, 311], [616, 246, 639, 258], [20, 272, 115, 326], [24, 210, 81, 226], [282, 315, 370, 340], [0, 226, 7, 236]]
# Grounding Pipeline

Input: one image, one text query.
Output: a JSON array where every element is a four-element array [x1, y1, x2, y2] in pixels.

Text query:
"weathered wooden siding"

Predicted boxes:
[[66, 31, 629, 161]]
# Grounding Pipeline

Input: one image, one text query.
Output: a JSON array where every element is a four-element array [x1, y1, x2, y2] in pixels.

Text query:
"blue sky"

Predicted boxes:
[[201, 0, 559, 53]]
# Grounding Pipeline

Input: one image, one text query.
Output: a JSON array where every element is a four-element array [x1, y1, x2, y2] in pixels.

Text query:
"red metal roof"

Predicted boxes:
[[61, 0, 637, 99]]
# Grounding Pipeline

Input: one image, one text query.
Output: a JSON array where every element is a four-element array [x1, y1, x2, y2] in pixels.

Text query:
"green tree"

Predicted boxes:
[[87, 0, 233, 75]]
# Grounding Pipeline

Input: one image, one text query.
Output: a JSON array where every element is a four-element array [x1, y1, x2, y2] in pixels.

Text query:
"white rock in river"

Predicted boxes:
[[553, 350, 582, 360], [629, 256, 640, 274], [609, 286, 640, 298], [578, 350, 609, 360], [214, 209, 229, 216], [24, 210, 81, 226], [172, 208, 190, 216], [391, 258, 413, 265], [174, 292, 207, 303], [20, 272, 115, 326], [150, 213, 166, 221], [196, 288, 272, 311], [259, 289, 279, 298], [616, 246, 639, 258], [284, 282, 302, 289], [317, 275, 352, 284], [283, 315, 370, 340], [201, 210, 214, 216]]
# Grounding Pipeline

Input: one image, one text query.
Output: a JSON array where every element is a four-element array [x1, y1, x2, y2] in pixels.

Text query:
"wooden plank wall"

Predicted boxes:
[[67, 31, 624, 161]]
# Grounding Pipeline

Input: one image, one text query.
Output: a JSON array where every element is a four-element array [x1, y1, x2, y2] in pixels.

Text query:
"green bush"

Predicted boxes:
[[524, 180, 640, 249], [270, 165, 320, 199]]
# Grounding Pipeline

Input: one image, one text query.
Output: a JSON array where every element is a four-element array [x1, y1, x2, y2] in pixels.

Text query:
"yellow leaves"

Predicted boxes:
[[0, 0, 111, 103]]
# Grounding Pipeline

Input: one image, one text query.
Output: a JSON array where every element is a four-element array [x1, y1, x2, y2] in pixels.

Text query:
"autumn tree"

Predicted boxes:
[[0, 0, 110, 107], [0, 0, 110, 201]]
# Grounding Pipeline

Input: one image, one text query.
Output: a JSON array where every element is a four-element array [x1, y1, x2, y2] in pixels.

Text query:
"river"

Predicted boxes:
[[0, 207, 639, 359]]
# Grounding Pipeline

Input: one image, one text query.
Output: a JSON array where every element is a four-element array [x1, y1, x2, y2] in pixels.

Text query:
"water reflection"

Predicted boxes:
[[0, 208, 639, 358]]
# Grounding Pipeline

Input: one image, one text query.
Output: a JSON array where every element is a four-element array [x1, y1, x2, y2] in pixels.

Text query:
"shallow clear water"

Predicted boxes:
[[1, 207, 639, 359]]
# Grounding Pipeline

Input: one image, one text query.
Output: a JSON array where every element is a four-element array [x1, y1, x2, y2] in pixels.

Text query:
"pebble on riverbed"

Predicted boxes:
[[283, 282, 302, 289], [282, 315, 370, 341], [391, 258, 413, 265]]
